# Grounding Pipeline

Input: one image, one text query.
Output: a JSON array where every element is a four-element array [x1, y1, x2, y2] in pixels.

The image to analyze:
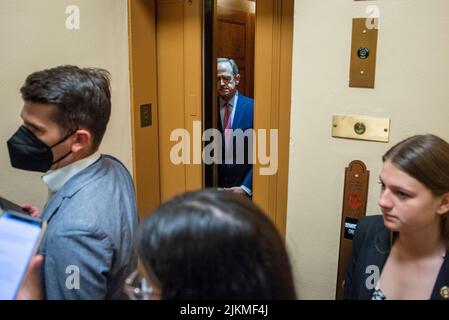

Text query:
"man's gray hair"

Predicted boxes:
[[217, 58, 239, 76]]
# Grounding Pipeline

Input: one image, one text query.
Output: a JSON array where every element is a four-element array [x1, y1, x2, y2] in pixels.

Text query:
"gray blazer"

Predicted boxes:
[[38, 155, 138, 300]]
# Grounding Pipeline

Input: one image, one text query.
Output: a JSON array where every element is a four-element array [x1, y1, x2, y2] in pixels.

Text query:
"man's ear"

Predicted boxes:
[[436, 192, 449, 215], [234, 74, 240, 86], [71, 129, 92, 153]]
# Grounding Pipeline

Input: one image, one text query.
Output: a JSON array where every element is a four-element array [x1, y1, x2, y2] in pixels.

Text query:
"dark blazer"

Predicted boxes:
[[344, 215, 449, 300], [217, 93, 254, 191]]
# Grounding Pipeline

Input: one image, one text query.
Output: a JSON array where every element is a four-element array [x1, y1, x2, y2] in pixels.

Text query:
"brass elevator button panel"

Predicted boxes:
[[332, 115, 390, 142], [349, 18, 379, 88]]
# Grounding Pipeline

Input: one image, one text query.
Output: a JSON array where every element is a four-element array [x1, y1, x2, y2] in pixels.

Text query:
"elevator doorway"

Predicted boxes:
[[128, 0, 294, 238]]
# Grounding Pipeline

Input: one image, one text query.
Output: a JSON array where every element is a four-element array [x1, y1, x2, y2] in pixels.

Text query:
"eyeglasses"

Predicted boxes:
[[123, 270, 161, 300]]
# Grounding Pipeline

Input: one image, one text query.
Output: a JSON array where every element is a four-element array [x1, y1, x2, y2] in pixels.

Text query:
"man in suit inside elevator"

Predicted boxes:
[[217, 58, 254, 197]]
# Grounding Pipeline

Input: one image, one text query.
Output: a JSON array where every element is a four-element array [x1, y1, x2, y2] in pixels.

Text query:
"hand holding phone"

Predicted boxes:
[[0, 211, 46, 300], [20, 204, 42, 218], [0, 196, 27, 214]]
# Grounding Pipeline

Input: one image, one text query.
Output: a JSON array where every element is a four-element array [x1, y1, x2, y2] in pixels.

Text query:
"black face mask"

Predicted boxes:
[[7, 126, 76, 173]]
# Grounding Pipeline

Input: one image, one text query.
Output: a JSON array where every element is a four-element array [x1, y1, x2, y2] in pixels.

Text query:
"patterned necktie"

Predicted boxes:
[[223, 103, 232, 129], [223, 103, 232, 146]]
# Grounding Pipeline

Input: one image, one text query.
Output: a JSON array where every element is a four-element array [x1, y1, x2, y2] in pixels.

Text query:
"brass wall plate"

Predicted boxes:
[[335, 160, 369, 300], [332, 114, 390, 142], [349, 18, 378, 88]]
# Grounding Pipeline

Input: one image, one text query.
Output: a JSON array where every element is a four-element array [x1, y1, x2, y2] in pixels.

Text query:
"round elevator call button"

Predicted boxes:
[[357, 47, 370, 60]]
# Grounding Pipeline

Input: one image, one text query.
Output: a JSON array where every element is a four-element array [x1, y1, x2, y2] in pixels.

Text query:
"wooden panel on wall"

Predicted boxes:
[[217, 6, 255, 98], [156, 0, 185, 202], [253, 0, 294, 238], [156, 0, 202, 202], [128, 0, 161, 218], [183, 0, 203, 192], [218, 23, 246, 57]]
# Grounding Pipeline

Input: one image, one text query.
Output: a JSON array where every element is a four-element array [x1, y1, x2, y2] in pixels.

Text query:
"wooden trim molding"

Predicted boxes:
[[127, 0, 161, 218], [253, 0, 294, 238]]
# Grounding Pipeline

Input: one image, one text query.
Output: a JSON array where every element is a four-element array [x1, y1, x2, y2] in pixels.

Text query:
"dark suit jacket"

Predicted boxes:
[[217, 93, 254, 191], [344, 215, 449, 300]]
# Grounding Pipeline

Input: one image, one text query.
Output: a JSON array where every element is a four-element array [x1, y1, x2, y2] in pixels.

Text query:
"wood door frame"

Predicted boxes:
[[253, 0, 294, 238], [155, 0, 203, 202], [211, 0, 294, 238], [128, 0, 295, 237], [127, 0, 161, 219]]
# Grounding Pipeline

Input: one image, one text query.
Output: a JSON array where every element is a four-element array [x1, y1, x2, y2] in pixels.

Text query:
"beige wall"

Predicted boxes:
[[0, 0, 132, 208], [287, 0, 449, 299]]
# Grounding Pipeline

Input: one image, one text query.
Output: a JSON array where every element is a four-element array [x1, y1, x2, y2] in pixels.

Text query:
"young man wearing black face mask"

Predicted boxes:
[[7, 66, 137, 300]]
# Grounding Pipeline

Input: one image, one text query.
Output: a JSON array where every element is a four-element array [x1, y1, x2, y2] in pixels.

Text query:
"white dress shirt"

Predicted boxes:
[[42, 151, 101, 196]]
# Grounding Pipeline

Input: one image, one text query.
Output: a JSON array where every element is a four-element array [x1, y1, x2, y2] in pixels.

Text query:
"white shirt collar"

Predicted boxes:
[[42, 151, 101, 195]]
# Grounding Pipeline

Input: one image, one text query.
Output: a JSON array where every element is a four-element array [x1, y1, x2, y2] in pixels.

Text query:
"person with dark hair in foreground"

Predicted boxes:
[[345, 134, 449, 300], [126, 189, 297, 300]]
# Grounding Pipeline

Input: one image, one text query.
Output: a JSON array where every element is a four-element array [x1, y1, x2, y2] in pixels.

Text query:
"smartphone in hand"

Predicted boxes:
[[0, 196, 27, 214], [0, 211, 46, 300]]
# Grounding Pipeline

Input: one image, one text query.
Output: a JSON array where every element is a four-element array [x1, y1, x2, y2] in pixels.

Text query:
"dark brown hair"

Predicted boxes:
[[20, 65, 111, 150], [136, 189, 297, 300], [383, 134, 449, 247]]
